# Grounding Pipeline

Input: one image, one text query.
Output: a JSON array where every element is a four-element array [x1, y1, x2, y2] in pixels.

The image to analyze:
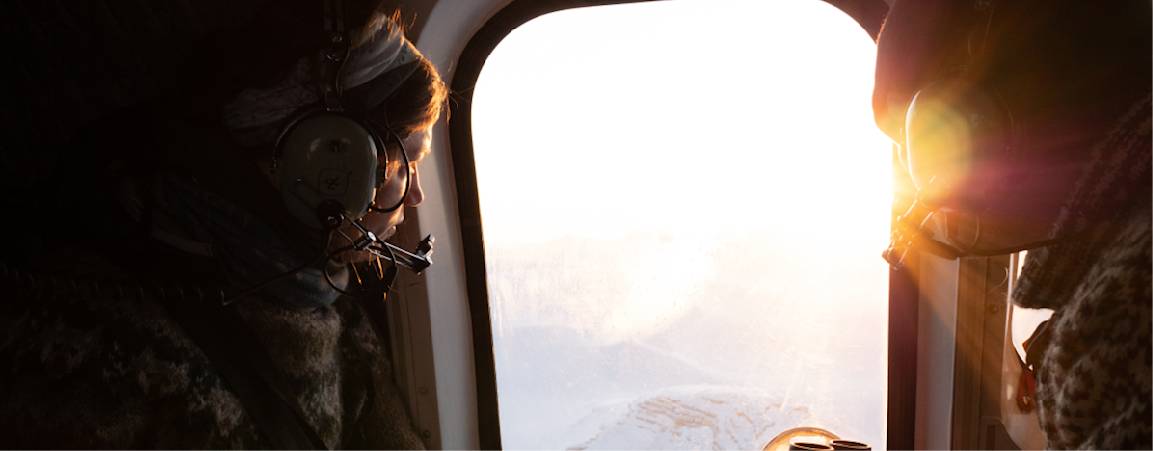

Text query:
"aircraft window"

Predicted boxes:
[[471, 1, 890, 448]]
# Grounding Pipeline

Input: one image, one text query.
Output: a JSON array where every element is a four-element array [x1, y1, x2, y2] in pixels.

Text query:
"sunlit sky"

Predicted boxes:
[[470, 0, 895, 342], [472, 0, 892, 247], [472, 0, 893, 342]]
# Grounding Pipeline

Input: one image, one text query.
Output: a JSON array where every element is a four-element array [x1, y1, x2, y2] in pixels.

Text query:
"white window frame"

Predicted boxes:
[[385, 1, 517, 449], [914, 251, 1030, 449]]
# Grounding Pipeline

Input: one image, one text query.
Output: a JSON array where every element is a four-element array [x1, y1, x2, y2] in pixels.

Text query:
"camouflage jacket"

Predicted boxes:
[[0, 258, 425, 449]]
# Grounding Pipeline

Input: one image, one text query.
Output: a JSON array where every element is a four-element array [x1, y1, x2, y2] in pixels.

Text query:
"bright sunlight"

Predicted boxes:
[[472, 0, 893, 448]]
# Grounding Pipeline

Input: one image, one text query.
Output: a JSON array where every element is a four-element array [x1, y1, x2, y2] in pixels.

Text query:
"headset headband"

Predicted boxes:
[[319, 0, 351, 111]]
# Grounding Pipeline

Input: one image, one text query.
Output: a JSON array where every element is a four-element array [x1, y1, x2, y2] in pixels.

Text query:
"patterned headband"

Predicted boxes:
[[222, 23, 420, 144]]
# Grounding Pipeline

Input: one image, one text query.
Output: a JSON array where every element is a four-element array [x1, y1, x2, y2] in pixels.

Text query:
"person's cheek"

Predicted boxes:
[[365, 211, 391, 232]]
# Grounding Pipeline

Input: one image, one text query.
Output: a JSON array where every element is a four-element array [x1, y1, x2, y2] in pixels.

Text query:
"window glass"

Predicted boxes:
[[472, 1, 891, 448]]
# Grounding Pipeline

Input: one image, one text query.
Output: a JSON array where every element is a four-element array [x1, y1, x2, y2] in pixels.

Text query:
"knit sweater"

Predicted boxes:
[[1012, 95, 1151, 449]]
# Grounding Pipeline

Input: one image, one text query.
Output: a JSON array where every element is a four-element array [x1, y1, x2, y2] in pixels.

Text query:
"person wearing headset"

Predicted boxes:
[[876, 0, 1149, 448], [0, 2, 446, 449]]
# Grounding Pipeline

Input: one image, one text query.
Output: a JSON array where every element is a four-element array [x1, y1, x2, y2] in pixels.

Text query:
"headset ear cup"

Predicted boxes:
[[905, 78, 1012, 210], [274, 111, 383, 228]]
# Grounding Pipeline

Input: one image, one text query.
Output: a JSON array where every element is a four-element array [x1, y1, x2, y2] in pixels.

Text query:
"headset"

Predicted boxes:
[[219, 0, 432, 305], [883, 0, 1063, 268], [272, 0, 410, 231]]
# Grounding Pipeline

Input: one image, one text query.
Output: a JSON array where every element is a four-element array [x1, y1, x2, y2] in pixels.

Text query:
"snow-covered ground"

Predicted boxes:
[[571, 386, 820, 450], [493, 320, 882, 450]]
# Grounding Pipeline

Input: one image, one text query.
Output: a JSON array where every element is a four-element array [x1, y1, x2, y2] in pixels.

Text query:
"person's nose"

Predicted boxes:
[[405, 166, 424, 207]]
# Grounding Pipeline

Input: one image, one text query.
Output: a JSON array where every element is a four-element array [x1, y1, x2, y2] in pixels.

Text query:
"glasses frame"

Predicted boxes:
[[368, 127, 413, 214]]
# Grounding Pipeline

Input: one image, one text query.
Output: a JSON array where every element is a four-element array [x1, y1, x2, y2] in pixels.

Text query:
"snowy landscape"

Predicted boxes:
[[487, 233, 887, 449]]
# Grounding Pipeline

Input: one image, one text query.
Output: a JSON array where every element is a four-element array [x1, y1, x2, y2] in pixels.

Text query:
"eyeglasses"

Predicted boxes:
[[368, 131, 412, 213]]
